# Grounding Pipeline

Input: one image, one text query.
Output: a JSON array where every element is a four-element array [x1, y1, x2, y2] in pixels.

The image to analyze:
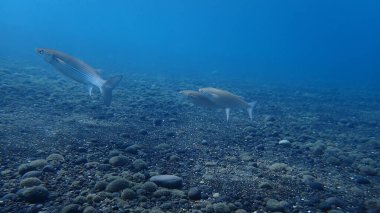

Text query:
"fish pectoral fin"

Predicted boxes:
[[247, 101, 257, 120], [54, 57, 66, 64], [225, 108, 230, 121], [88, 86, 93, 96]]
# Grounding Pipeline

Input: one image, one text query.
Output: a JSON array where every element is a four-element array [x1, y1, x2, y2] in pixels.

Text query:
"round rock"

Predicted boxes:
[[106, 178, 130, 192], [149, 175, 183, 189], [109, 156, 129, 167], [188, 187, 201, 200], [21, 186, 49, 203]]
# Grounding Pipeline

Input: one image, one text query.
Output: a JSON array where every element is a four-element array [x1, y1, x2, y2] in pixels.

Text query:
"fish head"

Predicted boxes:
[[35, 48, 55, 62], [36, 48, 50, 55]]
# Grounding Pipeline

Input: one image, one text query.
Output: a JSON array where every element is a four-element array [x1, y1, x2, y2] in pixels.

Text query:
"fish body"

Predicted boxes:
[[179, 90, 218, 108], [36, 48, 122, 106], [199, 87, 256, 121]]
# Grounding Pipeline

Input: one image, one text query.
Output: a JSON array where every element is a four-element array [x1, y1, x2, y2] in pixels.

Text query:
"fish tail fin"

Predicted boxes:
[[100, 75, 123, 106], [247, 101, 257, 120]]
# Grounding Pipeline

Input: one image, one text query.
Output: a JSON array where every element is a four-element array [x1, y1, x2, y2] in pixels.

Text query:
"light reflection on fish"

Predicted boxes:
[[36, 48, 122, 106]]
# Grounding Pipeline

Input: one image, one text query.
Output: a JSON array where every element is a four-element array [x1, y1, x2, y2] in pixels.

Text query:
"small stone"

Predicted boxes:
[[61, 204, 81, 213], [109, 156, 129, 167], [73, 196, 87, 204], [94, 181, 107, 192], [355, 176, 371, 184], [169, 155, 180, 162], [319, 197, 343, 211], [141, 181, 158, 193], [42, 165, 56, 173], [22, 171, 43, 179], [46, 153, 65, 164], [1, 193, 18, 201], [109, 149, 122, 157], [121, 189, 137, 200], [359, 165, 378, 176], [268, 163, 288, 172], [150, 175, 183, 189], [266, 199, 289, 212], [278, 139, 291, 146], [125, 145, 139, 154], [258, 182, 272, 189], [153, 119, 163, 126], [213, 202, 230, 213], [21, 186, 49, 203], [106, 178, 130, 192], [83, 206, 95, 213], [308, 181, 324, 190], [133, 159, 147, 171], [29, 159, 48, 169], [20, 177, 42, 188], [188, 187, 201, 200], [18, 164, 34, 175]]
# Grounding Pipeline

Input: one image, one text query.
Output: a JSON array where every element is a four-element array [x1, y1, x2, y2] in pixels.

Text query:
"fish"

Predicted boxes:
[[179, 90, 218, 108], [36, 48, 122, 106], [198, 87, 256, 121]]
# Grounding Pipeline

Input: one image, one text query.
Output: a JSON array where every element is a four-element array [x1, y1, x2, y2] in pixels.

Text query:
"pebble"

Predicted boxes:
[[319, 197, 343, 211], [22, 171, 43, 179], [355, 176, 371, 184], [83, 206, 96, 213], [21, 186, 49, 203], [61, 204, 82, 213], [188, 187, 202, 200], [258, 182, 273, 189], [20, 177, 42, 188], [121, 189, 137, 200], [46, 153, 65, 164], [266, 199, 289, 212], [42, 165, 56, 173], [278, 139, 291, 146], [133, 159, 147, 171], [74, 157, 87, 165], [109, 156, 129, 167], [150, 175, 183, 189], [106, 178, 130, 192], [125, 145, 139, 154], [141, 181, 158, 193]]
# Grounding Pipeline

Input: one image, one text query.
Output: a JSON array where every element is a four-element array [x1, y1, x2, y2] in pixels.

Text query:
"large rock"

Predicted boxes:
[[149, 175, 183, 189], [21, 186, 49, 203], [109, 156, 129, 167], [106, 178, 130, 192]]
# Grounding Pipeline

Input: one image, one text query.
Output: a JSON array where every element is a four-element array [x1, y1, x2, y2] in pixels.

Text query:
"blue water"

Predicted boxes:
[[1, 0, 379, 89]]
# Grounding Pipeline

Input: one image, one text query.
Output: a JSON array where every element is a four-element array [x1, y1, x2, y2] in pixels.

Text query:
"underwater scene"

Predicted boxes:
[[0, 1, 379, 212]]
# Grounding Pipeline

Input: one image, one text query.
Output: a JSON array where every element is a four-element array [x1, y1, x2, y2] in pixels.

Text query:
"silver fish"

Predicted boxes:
[[179, 90, 218, 108], [36, 48, 122, 106], [199, 87, 256, 121]]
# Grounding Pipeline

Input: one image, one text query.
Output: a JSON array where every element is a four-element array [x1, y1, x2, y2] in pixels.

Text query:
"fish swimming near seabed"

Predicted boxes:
[[179, 90, 218, 108], [36, 48, 122, 106], [198, 87, 256, 121]]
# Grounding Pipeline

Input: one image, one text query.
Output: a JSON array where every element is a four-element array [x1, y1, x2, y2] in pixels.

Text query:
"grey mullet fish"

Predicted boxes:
[[36, 48, 122, 106], [199, 87, 256, 121]]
